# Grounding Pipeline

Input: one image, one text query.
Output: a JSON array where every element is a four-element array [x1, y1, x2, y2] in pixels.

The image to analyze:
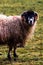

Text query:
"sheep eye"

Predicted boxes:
[[28, 18, 30, 20]]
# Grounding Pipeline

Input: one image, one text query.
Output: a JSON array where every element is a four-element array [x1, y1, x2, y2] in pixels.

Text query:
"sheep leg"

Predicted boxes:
[[14, 47, 18, 57], [7, 46, 12, 60], [13, 46, 18, 61]]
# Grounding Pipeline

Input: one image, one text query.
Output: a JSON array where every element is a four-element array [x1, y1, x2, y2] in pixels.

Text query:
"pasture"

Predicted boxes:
[[0, 0, 43, 65]]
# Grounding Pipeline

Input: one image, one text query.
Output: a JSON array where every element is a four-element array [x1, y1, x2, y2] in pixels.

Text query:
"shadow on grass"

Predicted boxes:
[[0, 51, 43, 65], [0, 57, 42, 65], [0, 58, 12, 65]]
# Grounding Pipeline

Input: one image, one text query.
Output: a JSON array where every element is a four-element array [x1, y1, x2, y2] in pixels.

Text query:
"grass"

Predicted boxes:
[[0, 0, 43, 65]]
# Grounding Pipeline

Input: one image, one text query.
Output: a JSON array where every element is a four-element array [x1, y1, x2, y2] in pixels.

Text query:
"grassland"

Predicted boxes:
[[0, 0, 43, 65]]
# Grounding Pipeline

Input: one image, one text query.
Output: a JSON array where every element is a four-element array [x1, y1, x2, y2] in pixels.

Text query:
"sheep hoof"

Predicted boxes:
[[8, 57, 12, 61], [7, 55, 12, 61], [14, 58, 17, 61]]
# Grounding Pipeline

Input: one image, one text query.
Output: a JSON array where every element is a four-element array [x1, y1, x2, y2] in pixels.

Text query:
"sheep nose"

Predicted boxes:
[[30, 20, 32, 24]]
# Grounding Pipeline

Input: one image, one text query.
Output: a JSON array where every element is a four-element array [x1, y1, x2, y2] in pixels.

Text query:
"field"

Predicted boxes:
[[0, 0, 43, 65]]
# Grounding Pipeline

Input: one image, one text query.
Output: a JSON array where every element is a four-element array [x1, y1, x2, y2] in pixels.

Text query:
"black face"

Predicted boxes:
[[21, 10, 38, 26]]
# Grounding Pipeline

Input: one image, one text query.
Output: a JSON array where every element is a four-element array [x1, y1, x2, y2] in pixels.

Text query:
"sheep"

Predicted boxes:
[[0, 10, 38, 60]]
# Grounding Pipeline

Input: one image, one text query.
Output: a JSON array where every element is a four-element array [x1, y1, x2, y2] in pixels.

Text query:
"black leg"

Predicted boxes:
[[13, 46, 18, 61], [14, 46, 18, 57], [14, 52, 18, 57], [7, 46, 12, 60]]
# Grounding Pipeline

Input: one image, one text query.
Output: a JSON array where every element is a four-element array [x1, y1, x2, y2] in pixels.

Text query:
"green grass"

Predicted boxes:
[[0, 0, 43, 65]]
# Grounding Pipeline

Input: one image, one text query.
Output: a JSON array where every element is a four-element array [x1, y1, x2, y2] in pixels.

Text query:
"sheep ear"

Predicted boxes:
[[34, 12, 39, 21], [21, 12, 26, 21], [21, 16, 26, 21], [21, 11, 26, 16]]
